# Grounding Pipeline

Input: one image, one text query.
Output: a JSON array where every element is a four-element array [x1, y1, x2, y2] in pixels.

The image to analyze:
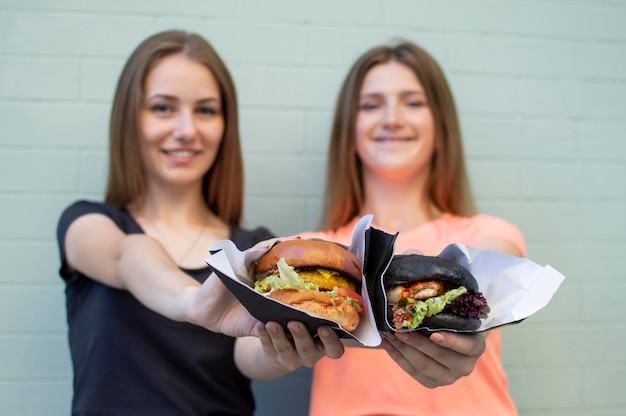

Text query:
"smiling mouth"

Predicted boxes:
[[162, 149, 200, 157], [374, 137, 414, 142]]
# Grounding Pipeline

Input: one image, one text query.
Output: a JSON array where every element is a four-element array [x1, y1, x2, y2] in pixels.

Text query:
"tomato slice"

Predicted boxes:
[[336, 287, 365, 314]]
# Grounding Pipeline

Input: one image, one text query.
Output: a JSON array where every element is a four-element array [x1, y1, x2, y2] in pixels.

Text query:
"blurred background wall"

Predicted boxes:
[[1, 0, 625, 415]]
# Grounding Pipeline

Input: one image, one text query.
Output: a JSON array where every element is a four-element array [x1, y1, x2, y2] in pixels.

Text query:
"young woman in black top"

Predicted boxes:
[[56, 30, 343, 416]]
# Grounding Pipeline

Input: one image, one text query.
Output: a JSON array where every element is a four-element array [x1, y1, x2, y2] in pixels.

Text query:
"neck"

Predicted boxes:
[[359, 171, 441, 233], [129, 182, 229, 268], [132, 181, 210, 225]]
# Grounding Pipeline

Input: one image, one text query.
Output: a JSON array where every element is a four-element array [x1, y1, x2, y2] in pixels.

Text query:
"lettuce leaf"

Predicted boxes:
[[399, 286, 468, 330], [254, 257, 320, 293]]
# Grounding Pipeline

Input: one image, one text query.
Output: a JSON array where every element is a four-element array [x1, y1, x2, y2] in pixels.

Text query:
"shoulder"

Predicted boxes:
[[60, 200, 120, 220], [229, 225, 276, 251], [57, 200, 138, 242], [445, 213, 515, 229], [440, 213, 526, 256], [58, 200, 107, 234]]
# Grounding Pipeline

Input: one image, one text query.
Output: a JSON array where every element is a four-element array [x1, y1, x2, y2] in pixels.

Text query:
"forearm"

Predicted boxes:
[[118, 234, 199, 323], [234, 337, 292, 381]]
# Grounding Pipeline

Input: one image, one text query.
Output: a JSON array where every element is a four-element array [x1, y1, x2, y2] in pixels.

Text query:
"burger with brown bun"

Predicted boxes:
[[385, 254, 490, 331], [253, 239, 364, 332]]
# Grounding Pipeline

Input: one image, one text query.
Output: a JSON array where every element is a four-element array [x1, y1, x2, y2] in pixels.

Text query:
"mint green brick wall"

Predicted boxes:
[[1, 1, 625, 415]]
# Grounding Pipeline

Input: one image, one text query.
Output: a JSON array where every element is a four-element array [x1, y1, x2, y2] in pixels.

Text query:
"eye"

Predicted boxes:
[[405, 93, 428, 108], [407, 100, 426, 108], [359, 102, 379, 111], [150, 104, 172, 114], [196, 106, 220, 116]]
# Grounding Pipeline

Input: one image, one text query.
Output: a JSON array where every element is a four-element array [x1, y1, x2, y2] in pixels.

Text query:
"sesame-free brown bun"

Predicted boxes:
[[255, 239, 362, 283], [253, 239, 364, 332], [267, 288, 361, 332]]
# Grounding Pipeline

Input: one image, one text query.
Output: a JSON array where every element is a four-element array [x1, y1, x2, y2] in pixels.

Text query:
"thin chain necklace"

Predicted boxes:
[[144, 215, 206, 265]]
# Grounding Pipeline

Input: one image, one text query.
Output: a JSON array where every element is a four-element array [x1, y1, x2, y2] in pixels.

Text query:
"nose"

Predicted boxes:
[[381, 102, 403, 131], [173, 110, 197, 143]]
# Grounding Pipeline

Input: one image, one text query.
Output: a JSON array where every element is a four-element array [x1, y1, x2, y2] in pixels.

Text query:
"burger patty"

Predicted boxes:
[[386, 280, 451, 303]]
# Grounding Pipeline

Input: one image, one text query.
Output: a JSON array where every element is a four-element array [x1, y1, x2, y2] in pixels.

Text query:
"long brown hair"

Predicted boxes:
[[105, 30, 244, 225], [320, 40, 476, 230]]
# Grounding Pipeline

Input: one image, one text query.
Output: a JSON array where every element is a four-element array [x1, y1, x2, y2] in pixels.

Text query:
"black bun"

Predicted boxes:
[[421, 314, 481, 331], [384, 254, 479, 293]]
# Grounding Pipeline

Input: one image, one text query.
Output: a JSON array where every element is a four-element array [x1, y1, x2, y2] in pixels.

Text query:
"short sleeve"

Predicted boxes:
[[229, 225, 276, 251], [56, 200, 141, 281], [465, 214, 527, 257]]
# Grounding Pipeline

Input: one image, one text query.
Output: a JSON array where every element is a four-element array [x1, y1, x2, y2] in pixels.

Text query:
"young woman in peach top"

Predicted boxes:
[[302, 40, 525, 415]]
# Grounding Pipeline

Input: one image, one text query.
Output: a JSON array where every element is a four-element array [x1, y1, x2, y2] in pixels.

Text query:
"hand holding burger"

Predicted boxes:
[[253, 239, 365, 332], [384, 254, 490, 331]]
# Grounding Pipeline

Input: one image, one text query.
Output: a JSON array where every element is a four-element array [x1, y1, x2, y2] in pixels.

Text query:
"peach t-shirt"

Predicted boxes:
[[300, 213, 526, 416]]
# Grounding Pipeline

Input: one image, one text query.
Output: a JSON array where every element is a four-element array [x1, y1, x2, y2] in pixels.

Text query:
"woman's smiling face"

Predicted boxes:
[[139, 53, 225, 189], [355, 60, 436, 181]]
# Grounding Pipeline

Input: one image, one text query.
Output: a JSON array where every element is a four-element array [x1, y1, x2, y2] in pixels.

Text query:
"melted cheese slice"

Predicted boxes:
[[297, 269, 356, 292]]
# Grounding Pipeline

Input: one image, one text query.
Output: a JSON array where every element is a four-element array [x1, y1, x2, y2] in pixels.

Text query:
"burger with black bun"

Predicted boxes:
[[384, 254, 490, 331], [253, 239, 364, 332]]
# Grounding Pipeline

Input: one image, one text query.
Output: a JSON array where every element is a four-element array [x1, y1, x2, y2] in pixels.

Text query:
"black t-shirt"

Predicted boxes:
[[56, 200, 274, 416]]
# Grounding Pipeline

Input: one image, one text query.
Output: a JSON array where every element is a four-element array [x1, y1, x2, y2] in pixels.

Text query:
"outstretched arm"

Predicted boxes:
[[64, 213, 258, 337]]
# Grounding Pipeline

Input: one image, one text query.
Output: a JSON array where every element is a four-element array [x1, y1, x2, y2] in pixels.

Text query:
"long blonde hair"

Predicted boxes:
[[105, 30, 244, 225], [320, 41, 476, 230]]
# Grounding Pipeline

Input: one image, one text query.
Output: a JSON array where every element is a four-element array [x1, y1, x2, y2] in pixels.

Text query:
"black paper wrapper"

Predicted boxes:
[[206, 215, 391, 346]]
